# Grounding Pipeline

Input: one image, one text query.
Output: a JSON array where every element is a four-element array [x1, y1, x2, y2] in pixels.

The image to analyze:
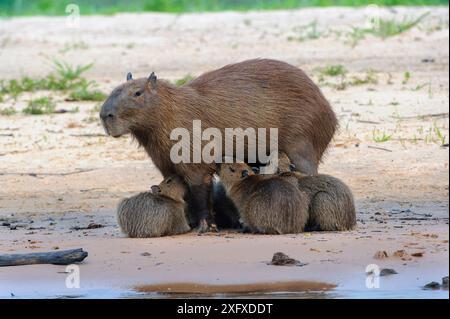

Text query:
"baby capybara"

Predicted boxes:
[[117, 176, 190, 238], [217, 162, 309, 234], [277, 152, 356, 231], [101, 59, 337, 232]]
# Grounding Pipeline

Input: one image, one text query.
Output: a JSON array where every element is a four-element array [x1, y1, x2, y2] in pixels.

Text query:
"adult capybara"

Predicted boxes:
[[277, 152, 356, 231], [217, 162, 309, 234], [101, 59, 337, 232], [117, 176, 190, 238]]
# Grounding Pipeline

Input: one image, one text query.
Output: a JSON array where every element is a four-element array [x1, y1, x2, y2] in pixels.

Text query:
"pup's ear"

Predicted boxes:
[[151, 185, 160, 194], [251, 167, 260, 174], [126, 72, 133, 81], [148, 72, 157, 90], [289, 163, 296, 172], [242, 170, 249, 178]]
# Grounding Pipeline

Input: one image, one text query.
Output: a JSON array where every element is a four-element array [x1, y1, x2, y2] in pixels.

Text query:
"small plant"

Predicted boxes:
[[68, 82, 106, 101], [174, 74, 194, 86], [351, 69, 378, 86], [52, 60, 93, 82], [289, 20, 325, 42], [389, 99, 400, 106], [0, 106, 17, 116], [412, 83, 429, 91], [402, 71, 411, 85], [319, 65, 347, 77], [372, 129, 392, 143], [23, 97, 55, 115], [433, 122, 447, 146], [345, 26, 368, 47]]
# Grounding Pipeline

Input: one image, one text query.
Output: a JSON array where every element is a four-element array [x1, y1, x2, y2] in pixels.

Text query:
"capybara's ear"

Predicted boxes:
[[148, 72, 157, 90], [151, 185, 160, 194], [242, 170, 249, 178], [251, 167, 260, 174], [126, 72, 133, 81], [289, 163, 296, 172]]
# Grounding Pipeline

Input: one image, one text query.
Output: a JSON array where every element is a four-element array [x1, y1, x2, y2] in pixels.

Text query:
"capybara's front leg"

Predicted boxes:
[[186, 172, 217, 233], [190, 183, 217, 233]]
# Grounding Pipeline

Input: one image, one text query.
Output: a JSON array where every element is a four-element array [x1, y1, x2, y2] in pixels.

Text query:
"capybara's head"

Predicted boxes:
[[152, 175, 187, 203], [217, 162, 254, 187], [100, 72, 159, 138]]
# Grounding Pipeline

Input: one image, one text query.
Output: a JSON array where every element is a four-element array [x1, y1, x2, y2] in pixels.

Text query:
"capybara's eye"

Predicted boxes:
[[134, 91, 142, 97], [166, 178, 172, 184], [229, 167, 235, 173]]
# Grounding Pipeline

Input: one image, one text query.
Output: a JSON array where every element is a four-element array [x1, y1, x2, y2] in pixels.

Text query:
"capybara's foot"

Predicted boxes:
[[237, 225, 253, 234], [197, 219, 218, 234]]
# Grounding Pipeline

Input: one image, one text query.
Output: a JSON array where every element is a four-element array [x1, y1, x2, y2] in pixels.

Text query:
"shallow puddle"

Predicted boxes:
[[134, 281, 336, 295]]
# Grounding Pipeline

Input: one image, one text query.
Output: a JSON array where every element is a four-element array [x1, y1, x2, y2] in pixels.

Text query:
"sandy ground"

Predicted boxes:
[[0, 7, 449, 298]]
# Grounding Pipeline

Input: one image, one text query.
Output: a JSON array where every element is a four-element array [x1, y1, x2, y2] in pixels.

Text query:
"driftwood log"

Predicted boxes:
[[0, 248, 88, 267]]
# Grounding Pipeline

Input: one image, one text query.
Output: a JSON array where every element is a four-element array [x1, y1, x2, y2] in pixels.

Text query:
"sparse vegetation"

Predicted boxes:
[[375, 12, 430, 38], [52, 60, 93, 82], [23, 97, 56, 115], [59, 41, 89, 54], [372, 129, 392, 143], [0, 60, 95, 98], [68, 83, 106, 102], [0, 106, 17, 116], [350, 69, 378, 86], [318, 68, 379, 90], [402, 71, 411, 85], [319, 65, 347, 77], [0, 60, 106, 109], [288, 20, 325, 42], [430, 122, 447, 145], [345, 12, 430, 46]]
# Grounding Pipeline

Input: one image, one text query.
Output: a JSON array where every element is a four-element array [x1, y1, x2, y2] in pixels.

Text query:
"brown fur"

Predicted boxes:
[[101, 59, 337, 229], [116, 176, 191, 238], [277, 152, 356, 231], [218, 162, 309, 234]]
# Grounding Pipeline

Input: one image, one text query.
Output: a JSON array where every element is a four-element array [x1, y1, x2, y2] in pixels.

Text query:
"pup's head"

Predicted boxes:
[[217, 162, 254, 188], [100, 72, 160, 137], [152, 175, 187, 203], [277, 151, 295, 173]]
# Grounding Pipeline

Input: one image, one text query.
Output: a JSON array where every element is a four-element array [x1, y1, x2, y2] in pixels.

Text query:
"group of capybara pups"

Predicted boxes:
[[100, 59, 356, 237]]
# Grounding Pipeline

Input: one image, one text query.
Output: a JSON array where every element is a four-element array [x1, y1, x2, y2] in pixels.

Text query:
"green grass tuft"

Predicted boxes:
[[319, 65, 348, 77], [372, 129, 392, 143], [23, 97, 56, 115], [68, 82, 106, 101]]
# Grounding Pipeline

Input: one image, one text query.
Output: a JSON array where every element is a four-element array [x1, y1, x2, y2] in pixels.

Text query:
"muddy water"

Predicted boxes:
[[3, 281, 448, 299]]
